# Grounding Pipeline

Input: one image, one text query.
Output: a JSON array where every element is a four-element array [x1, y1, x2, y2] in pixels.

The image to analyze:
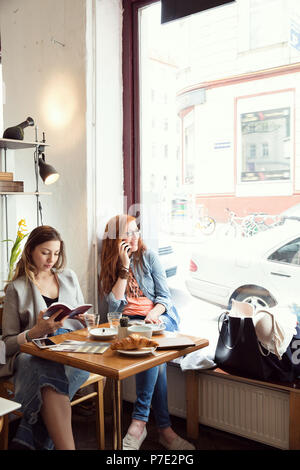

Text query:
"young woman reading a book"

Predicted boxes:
[[99, 214, 195, 451], [1, 225, 91, 450]]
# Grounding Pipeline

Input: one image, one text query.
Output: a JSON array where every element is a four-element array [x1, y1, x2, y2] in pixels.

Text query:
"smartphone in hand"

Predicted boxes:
[[121, 241, 132, 256]]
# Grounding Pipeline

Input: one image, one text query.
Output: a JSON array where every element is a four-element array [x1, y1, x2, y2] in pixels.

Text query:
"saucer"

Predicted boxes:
[[150, 324, 166, 335], [117, 347, 156, 356], [89, 327, 117, 340], [128, 320, 145, 326]]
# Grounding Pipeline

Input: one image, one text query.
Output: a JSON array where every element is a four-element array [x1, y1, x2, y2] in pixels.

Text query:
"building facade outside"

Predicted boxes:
[[139, 0, 300, 234]]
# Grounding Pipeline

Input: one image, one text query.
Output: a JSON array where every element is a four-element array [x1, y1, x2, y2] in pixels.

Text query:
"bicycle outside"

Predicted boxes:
[[249, 212, 284, 231], [220, 208, 262, 238], [195, 214, 216, 235], [194, 204, 216, 235]]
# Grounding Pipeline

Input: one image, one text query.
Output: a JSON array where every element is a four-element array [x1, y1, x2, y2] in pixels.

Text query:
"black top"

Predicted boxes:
[[42, 295, 58, 308]]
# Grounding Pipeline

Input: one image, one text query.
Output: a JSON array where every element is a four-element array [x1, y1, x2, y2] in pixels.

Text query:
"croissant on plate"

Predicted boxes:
[[110, 334, 159, 350]]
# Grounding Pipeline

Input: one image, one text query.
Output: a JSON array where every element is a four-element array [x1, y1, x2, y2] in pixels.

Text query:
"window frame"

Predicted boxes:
[[122, 0, 158, 212]]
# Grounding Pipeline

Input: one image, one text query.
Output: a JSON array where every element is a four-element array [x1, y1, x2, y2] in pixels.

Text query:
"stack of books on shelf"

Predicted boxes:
[[0, 172, 24, 192]]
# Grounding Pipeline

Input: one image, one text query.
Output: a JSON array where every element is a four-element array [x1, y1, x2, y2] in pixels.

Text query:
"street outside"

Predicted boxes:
[[164, 217, 300, 327], [165, 226, 224, 326]]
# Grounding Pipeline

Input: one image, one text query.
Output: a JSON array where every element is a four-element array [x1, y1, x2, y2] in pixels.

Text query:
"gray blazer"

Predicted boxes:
[[1, 269, 85, 378]]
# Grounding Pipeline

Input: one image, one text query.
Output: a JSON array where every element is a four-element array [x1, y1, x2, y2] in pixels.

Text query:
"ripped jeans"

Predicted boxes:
[[12, 353, 89, 449]]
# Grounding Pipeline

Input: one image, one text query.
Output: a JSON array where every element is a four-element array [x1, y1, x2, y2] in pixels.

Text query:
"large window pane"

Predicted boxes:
[[138, 0, 300, 316]]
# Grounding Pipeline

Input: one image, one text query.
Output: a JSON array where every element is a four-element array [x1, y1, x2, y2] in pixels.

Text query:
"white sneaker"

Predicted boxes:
[[123, 427, 147, 450]]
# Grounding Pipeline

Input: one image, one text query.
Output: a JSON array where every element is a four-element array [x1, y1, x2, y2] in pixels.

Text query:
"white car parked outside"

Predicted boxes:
[[186, 221, 300, 309], [158, 242, 177, 278]]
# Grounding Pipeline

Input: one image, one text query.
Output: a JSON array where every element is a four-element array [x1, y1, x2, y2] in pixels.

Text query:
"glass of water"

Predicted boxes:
[[107, 311, 122, 330], [84, 312, 100, 334]]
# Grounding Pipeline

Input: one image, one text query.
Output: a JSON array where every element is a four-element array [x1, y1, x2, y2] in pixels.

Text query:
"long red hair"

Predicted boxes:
[[99, 214, 146, 297]]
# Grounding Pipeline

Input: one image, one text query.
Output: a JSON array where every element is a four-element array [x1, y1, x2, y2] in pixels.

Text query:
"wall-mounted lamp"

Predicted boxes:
[[34, 129, 60, 226], [37, 131, 60, 185], [38, 153, 60, 185]]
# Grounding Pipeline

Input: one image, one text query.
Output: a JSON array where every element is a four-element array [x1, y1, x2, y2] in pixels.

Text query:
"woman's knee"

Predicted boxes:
[[64, 366, 90, 399], [41, 385, 68, 400]]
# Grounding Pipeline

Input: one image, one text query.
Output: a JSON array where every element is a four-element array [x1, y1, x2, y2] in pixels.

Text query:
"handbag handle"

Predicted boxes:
[[218, 311, 245, 350], [252, 309, 273, 357]]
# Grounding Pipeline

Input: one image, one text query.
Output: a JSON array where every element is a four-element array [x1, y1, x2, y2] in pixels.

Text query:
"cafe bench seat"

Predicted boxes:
[[122, 362, 300, 449]]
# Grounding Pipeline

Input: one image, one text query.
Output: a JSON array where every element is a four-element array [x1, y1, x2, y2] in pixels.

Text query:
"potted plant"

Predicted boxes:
[[0, 219, 28, 326]]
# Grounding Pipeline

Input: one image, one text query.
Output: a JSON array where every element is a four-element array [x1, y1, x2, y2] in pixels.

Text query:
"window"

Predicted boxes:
[[124, 0, 300, 314], [240, 107, 291, 182], [183, 119, 195, 185], [164, 144, 168, 158], [249, 0, 287, 49], [268, 238, 300, 265], [152, 144, 157, 159], [262, 143, 269, 157], [249, 144, 256, 159]]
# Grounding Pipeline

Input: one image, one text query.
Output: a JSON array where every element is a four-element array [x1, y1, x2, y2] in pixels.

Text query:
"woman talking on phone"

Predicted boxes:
[[1, 225, 90, 450], [99, 214, 195, 451]]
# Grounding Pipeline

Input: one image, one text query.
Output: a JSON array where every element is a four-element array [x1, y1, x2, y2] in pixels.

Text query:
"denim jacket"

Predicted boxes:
[[106, 249, 179, 330]]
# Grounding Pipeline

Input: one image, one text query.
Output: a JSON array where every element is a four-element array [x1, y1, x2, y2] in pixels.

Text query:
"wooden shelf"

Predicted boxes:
[[0, 140, 52, 227], [0, 138, 49, 150], [0, 192, 52, 195]]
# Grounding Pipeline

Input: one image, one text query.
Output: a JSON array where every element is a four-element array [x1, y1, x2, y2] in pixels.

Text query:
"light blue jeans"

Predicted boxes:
[[134, 363, 170, 427], [125, 310, 179, 428]]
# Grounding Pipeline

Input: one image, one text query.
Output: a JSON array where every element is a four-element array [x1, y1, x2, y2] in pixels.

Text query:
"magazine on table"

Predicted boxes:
[[51, 340, 110, 354]]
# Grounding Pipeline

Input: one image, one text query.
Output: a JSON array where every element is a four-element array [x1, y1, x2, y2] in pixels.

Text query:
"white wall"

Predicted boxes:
[[0, 0, 124, 310], [194, 72, 300, 199], [94, 0, 124, 236], [93, 0, 124, 316]]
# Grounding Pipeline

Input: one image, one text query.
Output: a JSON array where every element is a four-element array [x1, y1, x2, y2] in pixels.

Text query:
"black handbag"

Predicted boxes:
[[214, 312, 300, 382]]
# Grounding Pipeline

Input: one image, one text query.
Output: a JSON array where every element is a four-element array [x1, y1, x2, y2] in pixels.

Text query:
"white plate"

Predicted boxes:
[[89, 327, 117, 339], [117, 347, 156, 356], [150, 324, 166, 335]]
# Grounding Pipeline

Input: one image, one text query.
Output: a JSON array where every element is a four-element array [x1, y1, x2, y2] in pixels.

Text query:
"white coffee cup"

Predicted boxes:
[[127, 325, 153, 338]]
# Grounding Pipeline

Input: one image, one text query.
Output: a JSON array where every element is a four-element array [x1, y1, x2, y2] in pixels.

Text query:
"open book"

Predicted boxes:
[[43, 302, 93, 322]]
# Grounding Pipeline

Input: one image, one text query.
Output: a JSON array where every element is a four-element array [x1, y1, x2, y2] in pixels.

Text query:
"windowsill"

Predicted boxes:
[[238, 180, 292, 185], [236, 180, 293, 198], [237, 41, 288, 57]]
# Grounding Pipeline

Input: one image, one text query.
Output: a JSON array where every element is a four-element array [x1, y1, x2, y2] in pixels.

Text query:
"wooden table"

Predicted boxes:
[[21, 326, 209, 449]]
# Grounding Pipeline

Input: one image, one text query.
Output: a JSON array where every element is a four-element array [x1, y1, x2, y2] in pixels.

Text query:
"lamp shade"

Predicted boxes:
[[38, 155, 60, 185]]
